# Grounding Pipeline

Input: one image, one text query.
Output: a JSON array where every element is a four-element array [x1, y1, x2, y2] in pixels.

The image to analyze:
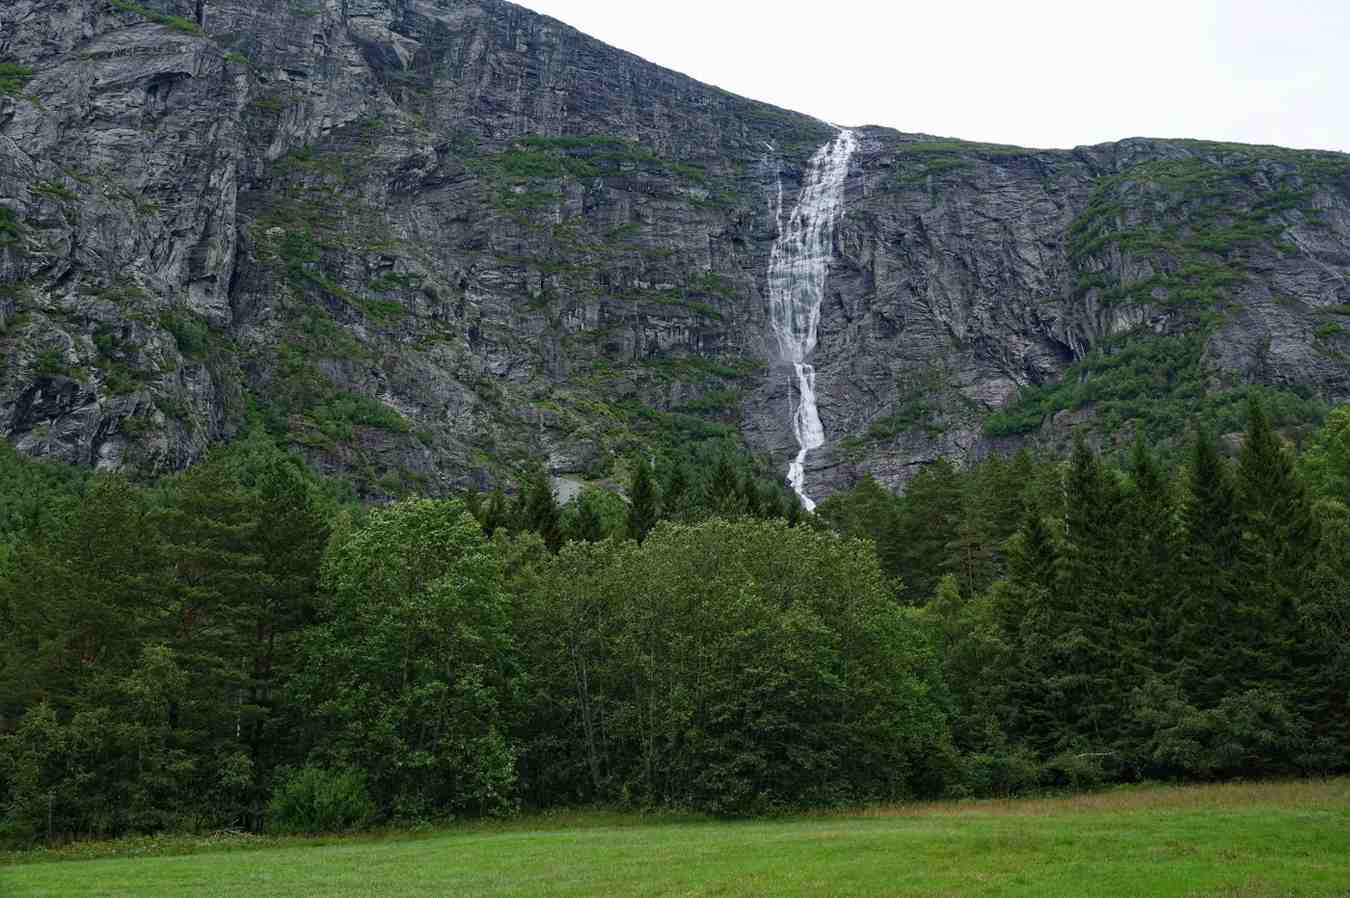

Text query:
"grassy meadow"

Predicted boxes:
[[4, 779, 1349, 898]]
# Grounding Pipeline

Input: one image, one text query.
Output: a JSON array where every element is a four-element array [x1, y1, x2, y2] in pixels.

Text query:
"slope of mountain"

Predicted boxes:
[[3, 0, 1348, 496]]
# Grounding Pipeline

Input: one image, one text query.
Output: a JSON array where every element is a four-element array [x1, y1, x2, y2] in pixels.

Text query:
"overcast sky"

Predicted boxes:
[[519, 0, 1350, 152]]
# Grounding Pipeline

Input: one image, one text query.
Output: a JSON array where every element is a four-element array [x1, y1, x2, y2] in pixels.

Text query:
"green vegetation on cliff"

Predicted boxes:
[[0, 64, 34, 96], [981, 332, 1327, 442]]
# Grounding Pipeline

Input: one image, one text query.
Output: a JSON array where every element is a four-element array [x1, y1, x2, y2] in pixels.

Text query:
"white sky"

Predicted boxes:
[[519, 0, 1350, 152]]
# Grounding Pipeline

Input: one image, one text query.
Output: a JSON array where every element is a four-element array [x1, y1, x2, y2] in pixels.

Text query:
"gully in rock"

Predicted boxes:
[[766, 129, 856, 512]]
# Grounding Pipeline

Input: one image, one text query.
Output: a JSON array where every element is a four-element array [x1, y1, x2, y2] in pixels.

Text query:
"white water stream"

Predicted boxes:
[[766, 130, 856, 511]]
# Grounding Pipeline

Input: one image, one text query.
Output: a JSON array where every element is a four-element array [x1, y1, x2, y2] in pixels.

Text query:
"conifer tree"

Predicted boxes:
[[663, 463, 689, 519], [154, 455, 273, 826], [627, 459, 659, 543], [1231, 396, 1317, 695], [708, 452, 742, 516], [0, 475, 165, 719], [890, 459, 963, 603], [992, 509, 1062, 753], [481, 489, 511, 537], [1123, 435, 1174, 668], [1055, 434, 1130, 749], [1174, 426, 1241, 706], [522, 471, 563, 552], [573, 493, 605, 543], [244, 454, 329, 788]]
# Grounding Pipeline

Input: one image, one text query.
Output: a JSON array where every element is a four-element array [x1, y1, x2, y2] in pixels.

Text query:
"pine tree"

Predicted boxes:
[[154, 455, 272, 826], [627, 459, 659, 543], [0, 475, 166, 720]]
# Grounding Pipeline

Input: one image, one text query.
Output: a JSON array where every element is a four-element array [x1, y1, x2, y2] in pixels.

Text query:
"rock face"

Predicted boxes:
[[3, 0, 1349, 496]]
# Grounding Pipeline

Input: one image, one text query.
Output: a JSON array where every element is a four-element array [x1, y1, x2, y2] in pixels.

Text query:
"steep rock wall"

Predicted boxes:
[[3, 0, 1349, 496]]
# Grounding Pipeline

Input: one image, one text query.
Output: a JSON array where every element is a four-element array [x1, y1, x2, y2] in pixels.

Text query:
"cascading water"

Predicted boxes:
[[766, 129, 856, 512]]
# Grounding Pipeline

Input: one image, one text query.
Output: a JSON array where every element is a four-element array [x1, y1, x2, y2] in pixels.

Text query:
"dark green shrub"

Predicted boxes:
[[0, 208, 23, 246], [0, 64, 34, 96], [955, 750, 1042, 798], [1041, 751, 1112, 790], [160, 311, 210, 358], [266, 766, 375, 834], [109, 0, 202, 35]]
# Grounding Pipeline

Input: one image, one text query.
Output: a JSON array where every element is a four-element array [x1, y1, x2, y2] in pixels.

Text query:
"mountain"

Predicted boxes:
[[3, 0, 1349, 499]]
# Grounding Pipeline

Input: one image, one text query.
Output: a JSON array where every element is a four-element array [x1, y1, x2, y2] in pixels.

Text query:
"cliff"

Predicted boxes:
[[3, 0, 1348, 496]]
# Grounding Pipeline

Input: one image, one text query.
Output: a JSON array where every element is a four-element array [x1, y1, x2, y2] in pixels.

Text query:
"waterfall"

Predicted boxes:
[[766, 129, 856, 512]]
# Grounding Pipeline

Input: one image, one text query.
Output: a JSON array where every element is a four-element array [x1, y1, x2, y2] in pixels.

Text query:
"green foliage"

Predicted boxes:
[[1064, 156, 1316, 316], [896, 139, 1031, 158], [265, 767, 374, 834], [981, 331, 1326, 445], [626, 459, 658, 542], [0, 63, 34, 96], [0, 444, 85, 538], [514, 520, 953, 814], [0, 436, 333, 844], [109, 0, 203, 35], [1132, 681, 1306, 778], [897, 154, 971, 185], [159, 311, 211, 359], [32, 348, 70, 378], [497, 149, 598, 181], [1300, 406, 1350, 500], [0, 207, 24, 247], [31, 180, 76, 202], [826, 401, 1350, 786], [297, 499, 519, 819], [2, 397, 1348, 845], [889, 138, 1028, 190], [519, 471, 562, 552]]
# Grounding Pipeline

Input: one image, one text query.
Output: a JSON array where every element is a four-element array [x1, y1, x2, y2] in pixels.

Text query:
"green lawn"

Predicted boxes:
[[5, 780, 1350, 897]]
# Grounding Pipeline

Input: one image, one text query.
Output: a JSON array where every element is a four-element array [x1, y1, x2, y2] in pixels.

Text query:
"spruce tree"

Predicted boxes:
[[1231, 395, 1317, 695], [1123, 435, 1174, 671], [1056, 434, 1129, 750], [994, 509, 1062, 752], [890, 459, 963, 603], [1174, 426, 1240, 706], [627, 459, 659, 543]]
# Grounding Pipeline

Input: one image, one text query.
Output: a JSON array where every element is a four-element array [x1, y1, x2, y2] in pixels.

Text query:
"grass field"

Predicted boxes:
[[4, 780, 1350, 897]]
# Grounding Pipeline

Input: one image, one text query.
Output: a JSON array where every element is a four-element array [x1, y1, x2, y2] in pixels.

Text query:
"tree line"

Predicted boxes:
[[0, 399, 1347, 842]]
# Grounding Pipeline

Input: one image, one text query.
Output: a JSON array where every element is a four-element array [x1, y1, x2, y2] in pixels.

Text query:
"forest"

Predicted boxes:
[[1, 396, 1347, 843]]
